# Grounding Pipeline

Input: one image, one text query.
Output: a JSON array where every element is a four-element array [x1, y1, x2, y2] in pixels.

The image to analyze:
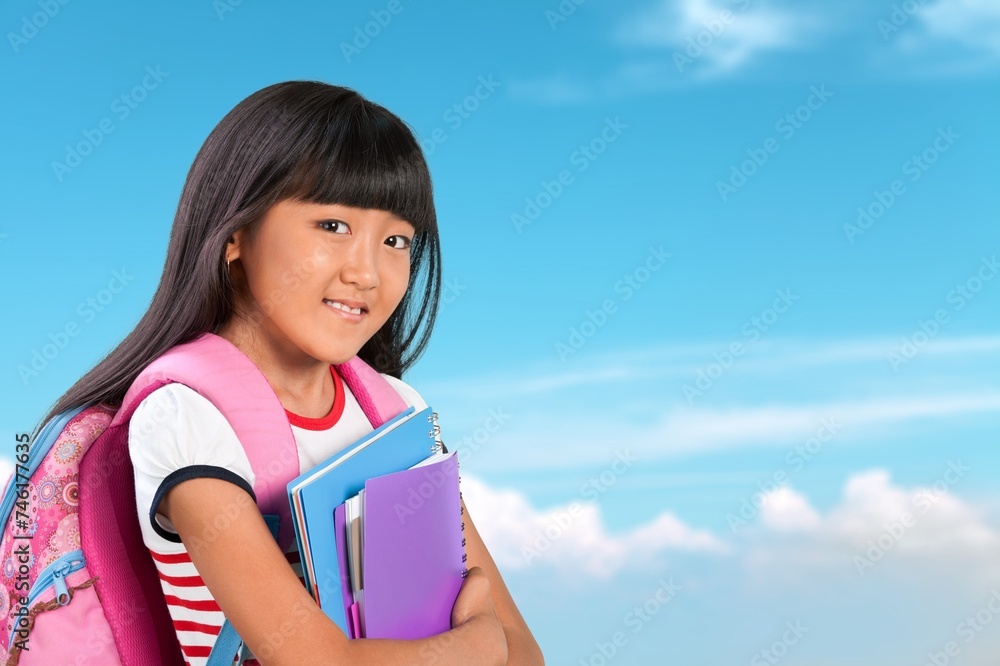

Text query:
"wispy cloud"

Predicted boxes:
[[431, 336, 1000, 471], [613, 0, 820, 81], [508, 0, 1000, 105], [890, 0, 1000, 75], [426, 335, 1000, 400], [508, 0, 828, 103], [504, 69, 596, 105], [657, 392, 1000, 454], [453, 391, 1000, 471]]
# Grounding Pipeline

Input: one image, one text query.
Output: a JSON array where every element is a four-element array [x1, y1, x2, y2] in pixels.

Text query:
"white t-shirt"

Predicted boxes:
[[128, 364, 427, 666]]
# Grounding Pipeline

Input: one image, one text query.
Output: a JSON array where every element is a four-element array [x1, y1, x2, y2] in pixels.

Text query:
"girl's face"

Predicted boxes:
[[226, 198, 415, 368]]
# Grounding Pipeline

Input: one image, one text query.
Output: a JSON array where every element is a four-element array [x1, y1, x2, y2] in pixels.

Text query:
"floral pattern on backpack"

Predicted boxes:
[[0, 405, 116, 664]]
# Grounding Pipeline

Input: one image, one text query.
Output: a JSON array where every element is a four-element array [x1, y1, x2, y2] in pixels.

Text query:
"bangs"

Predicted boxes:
[[275, 100, 434, 235]]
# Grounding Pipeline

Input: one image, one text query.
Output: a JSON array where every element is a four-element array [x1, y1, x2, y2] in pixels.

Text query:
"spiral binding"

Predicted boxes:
[[428, 411, 468, 578], [460, 501, 468, 578], [428, 411, 445, 454]]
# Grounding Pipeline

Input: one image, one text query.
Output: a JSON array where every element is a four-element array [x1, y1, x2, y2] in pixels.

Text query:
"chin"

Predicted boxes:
[[317, 345, 363, 366]]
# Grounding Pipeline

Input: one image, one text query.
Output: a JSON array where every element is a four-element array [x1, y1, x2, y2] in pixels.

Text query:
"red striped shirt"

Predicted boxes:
[[149, 546, 306, 665]]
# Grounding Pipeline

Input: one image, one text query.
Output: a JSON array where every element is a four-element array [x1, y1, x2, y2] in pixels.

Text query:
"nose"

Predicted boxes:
[[340, 237, 380, 290]]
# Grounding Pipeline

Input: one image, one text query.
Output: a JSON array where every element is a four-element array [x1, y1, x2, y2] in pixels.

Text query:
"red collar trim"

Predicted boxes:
[[284, 365, 345, 431]]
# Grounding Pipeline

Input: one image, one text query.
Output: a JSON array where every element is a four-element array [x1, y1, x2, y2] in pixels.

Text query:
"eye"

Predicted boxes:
[[319, 219, 350, 234], [386, 235, 412, 250]]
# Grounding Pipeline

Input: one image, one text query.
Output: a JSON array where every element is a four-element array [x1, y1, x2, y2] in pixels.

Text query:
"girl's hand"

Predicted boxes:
[[450, 566, 508, 665]]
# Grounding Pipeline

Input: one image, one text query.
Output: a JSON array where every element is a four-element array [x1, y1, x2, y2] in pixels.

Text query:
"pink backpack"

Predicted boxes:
[[0, 332, 409, 665]]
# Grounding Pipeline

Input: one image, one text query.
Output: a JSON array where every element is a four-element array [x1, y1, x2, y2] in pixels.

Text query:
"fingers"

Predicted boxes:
[[464, 566, 489, 587], [452, 566, 495, 627]]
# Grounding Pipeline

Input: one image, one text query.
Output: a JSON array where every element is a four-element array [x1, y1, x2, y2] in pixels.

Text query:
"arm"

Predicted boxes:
[[160, 476, 508, 666], [461, 496, 545, 665]]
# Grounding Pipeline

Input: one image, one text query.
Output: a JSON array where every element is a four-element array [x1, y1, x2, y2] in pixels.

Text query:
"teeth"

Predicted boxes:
[[325, 300, 363, 315]]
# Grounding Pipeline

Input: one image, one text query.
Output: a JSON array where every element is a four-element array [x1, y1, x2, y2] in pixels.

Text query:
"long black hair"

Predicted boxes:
[[32, 80, 441, 438]]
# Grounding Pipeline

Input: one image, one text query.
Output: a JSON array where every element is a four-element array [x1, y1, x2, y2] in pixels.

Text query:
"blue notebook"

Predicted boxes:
[[287, 405, 439, 634]]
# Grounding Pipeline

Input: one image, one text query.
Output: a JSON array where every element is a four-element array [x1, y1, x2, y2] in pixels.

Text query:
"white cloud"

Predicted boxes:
[[830, 468, 1000, 556], [903, 0, 1000, 65], [463, 463, 1000, 589], [746, 467, 1000, 580], [508, 0, 833, 103], [613, 0, 819, 80], [510, 0, 1000, 105], [759, 486, 821, 531], [461, 474, 729, 579], [920, 0, 1000, 49]]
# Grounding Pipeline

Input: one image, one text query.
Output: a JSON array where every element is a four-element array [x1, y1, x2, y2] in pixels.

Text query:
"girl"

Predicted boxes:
[[36, 81, 543, 665]]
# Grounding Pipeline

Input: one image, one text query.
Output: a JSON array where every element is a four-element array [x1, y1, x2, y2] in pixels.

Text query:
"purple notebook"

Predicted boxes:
[[335, 451, 467, 640]]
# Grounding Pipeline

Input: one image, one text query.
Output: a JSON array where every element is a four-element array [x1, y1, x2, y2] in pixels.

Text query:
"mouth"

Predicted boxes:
[[323, 299, 369, 317]]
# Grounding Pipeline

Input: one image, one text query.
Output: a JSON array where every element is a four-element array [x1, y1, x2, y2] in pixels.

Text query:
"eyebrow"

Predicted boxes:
[[385, 213, 415, 226], [313, 213, 415, 229], [387, 215, 417, 230]]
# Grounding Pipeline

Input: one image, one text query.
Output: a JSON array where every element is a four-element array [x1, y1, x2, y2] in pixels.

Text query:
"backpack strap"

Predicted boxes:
[[335, 355, 409, 427], [114, 331, 409, 552], [84, 331, 408, 666]]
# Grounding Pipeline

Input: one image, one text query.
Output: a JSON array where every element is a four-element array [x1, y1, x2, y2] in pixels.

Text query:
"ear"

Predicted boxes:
[[226, 228, 247, 263]]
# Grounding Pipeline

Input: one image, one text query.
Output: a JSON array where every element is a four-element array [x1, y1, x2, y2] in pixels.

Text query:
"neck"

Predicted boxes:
[[216, 319, 336, 419]]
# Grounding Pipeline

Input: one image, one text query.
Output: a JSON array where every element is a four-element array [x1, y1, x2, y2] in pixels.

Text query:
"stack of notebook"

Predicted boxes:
[[286, 406, 467, 639]]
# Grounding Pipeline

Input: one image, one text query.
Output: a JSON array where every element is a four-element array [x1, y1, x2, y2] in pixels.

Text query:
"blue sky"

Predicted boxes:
[[2, 0, 999, 663]]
